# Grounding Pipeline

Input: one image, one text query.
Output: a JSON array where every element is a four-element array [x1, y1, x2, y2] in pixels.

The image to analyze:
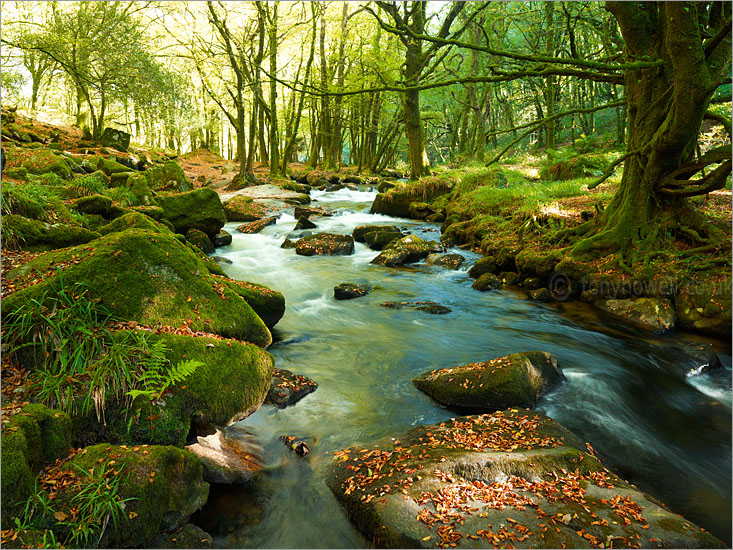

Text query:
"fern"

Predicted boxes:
[[127, 341, 202, 401]]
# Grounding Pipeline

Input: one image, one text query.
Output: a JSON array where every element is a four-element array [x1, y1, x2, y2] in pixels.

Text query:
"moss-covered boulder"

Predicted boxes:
[[215, 275, 285, 328], [371, 235, 432, 267], [72, 331, 273, 447], [425, 253, 465, 270], [414, 351, 563, 411], [1, 405, 72, 526], [675, 278, 732, 337], [70, 194, 112, 215], [236, 216, 278, 234], [334, 282, 371, 300], [126, 172, 157, 205], [13, 148, 73, 180], [110, 170, 136, 186], [130, 205, 165, 220], [540, 153, 608, 181], [472, 272, 502, 292], [98, 211, 172, 236], [595, 297, 676, 333], [296, 233, 355, 256], [468, 256, 497, 278], [153, 524, 214, 549], [186, 228, 215, 254], [51, 444, 208, 547], [324, 409, 724, 549], [147, 161, 193, 192], [157, 188, 226, 238], [294, 205, 332, 219], [353, 224, 401, 243], [370, 176, 453, 218], [98, 156, 132, 176], [515, 249, 561, 278], [3, 229, 272, 346], [364, 230, 402, 251], [222, 195, 270, 222], [213, 229, 232, 247], [294, 215, 317, 230], [100, 127, 131, 151], [2, 214, 100, 251], [381, 301, 451, 314]]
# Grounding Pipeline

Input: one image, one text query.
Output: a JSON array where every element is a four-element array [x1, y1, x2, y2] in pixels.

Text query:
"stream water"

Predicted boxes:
[[193, 187, 732, 547]]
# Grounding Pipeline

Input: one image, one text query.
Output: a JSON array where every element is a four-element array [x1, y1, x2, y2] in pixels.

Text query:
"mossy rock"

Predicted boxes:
[[152, 524, 214, 548], [70, 194, 112, 215], [424, 253, 465, 270], [222, 195, 269, 222], [370, 176, 453, 218], [324, 409, 724, 549], [295, 233, 355, 256], [4, 166, 28, 180], [468, 256, 497, 278], [515, 249, 562, 278], [1, 122, 32, 142], [146, 161, 193, 192], [100, 127, 131, 151], [157, 188, 226, 238], [595, 297, 677, 333], [130, 205, 165, 220], [540, 153, 607, 181], [414, 351, 564, 411], [72, 331, 274, 447], [676, 278, 732, 337], [186, 228, 215, 254], [110, 170, 136, 186], [125, 172, 157, 206], [280, 181, 311, 194], [371, 235, 431, 267], [2, 214, 100, 251], [98, 211, 172, 236], [472, 272, 501, 291], [3, 229, 272, 346], [215, 275, 285, 328], [53, 444, 209, 547], [98, 156, 132, 176], [0, 404, 72, 527], [16, 148, 73, 180], [352, 224, 401, 243], [364, 230, 402, 251]]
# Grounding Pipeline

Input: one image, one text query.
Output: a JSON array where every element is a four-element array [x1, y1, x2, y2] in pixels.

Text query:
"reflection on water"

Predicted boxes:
[[194, 187, 732, 547]]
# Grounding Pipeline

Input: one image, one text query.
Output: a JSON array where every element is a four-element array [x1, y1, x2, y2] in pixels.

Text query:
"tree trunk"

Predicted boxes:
[[268, 2, 280, 176]]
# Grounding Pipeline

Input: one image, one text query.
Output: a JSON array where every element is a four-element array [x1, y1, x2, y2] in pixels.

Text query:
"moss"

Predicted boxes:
[[222, 194, 269, 222], [0, 430, 34, 526], [56, 444, 209, 548], [371, 235, 431, 266], [515, 249, 562, 278], [71, 194, 112, 215], [4, 166, 29, 180], [184, 241, 226, 276], [157, 188, 226, 237], [2, 214, 100, 251], [364, 230, 401, 251], [146, 161, 193, 192], [468, 256, 497, 278], [186, 228, 215, 254], [352, 224, 401, 243], [125, 172, 157, 205], [4, 229, 272, 346], [98, 156, 132, 176], [216, 276, 285, 328], [131, 205, 165, 220], [18, 149, 73, 180], [370, 175, 454, 218], [98, 211, 172, 236], [295, 233, 355, 256]]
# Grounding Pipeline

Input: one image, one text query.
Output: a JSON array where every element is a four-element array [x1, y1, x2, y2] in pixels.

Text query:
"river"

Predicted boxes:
[[193, 187, 732, 547]]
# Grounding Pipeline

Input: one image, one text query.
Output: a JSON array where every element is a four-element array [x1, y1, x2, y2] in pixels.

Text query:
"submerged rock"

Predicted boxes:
[[677, 341, 724, 377], [295, 215, 317, 230], [364, 230, 402, 251], [185, 426, 262, 484], [237, 215, 278, 234], [280, 238, 297, 249], [324, 409, 724, 549], [266, 368, 319, 408], [381, 301, 451, 314], [425, 253, 465, 270], [334, 282, 371, 300], [595, 297, 676, 333], [294, 205, 332, 219], [414, 351, 563, 411], [527, 287, 551, 302], [295, 233, 355, 256], [213, 229, 232, 247]]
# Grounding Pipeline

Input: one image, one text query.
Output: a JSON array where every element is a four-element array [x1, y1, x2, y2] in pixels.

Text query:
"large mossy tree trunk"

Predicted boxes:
[[572, 1, 732, 257]]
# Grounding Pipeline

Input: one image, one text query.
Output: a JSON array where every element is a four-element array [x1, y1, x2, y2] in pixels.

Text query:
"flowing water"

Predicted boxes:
[[193, 187, 732, 547]]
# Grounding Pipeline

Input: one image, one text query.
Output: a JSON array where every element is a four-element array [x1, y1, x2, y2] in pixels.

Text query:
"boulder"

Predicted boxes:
[[237, 216, 278, 234], [306, 171, 328, 187], [324, 409, 723, 549], [334, 282, 371, 300], [281, 238, 297, 249], [677, 341, 724, 377], [675, 279, 732, 337], [295, 215, 317, 230], [153, 524, 214, 549], [157, 188, 226, 238], [468, 256, 497, 278], [3, 229, 272, 346], [130, 205, 165, 220], [100, 127, 131, 151], [223, 195, 270, 222], [185, 426, 262, 484], [371, 235, 432, 267], [98, 156, 132, 176], [472, 272, 501, 292], [70, 194, 112, 215], [370, 176, 452, 218], [52, 443, 208, 547], [98, 211, 171, 236], [213, 229, 232, 247], [1, 214, 100, 251], [295, 233, 355, 256], [353, 224, 401, 243], [595, 297, 676, 333], [414, 351, 563, 410], [146, 161, 193, 192], [186, 228, 215, 254], [265, 368, 319, 408], [364, 230, 402, 251], [280, 181, 311, 194], [381, 301, 451, 314], [16, 148, 73, 179], [527, 288, 551, 302], [499, 271, 519, 286], [228, 184, 310, 205], [294, 205, 332, 219], [215, 275, 285, 328], [425, 253, 465, 270]]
